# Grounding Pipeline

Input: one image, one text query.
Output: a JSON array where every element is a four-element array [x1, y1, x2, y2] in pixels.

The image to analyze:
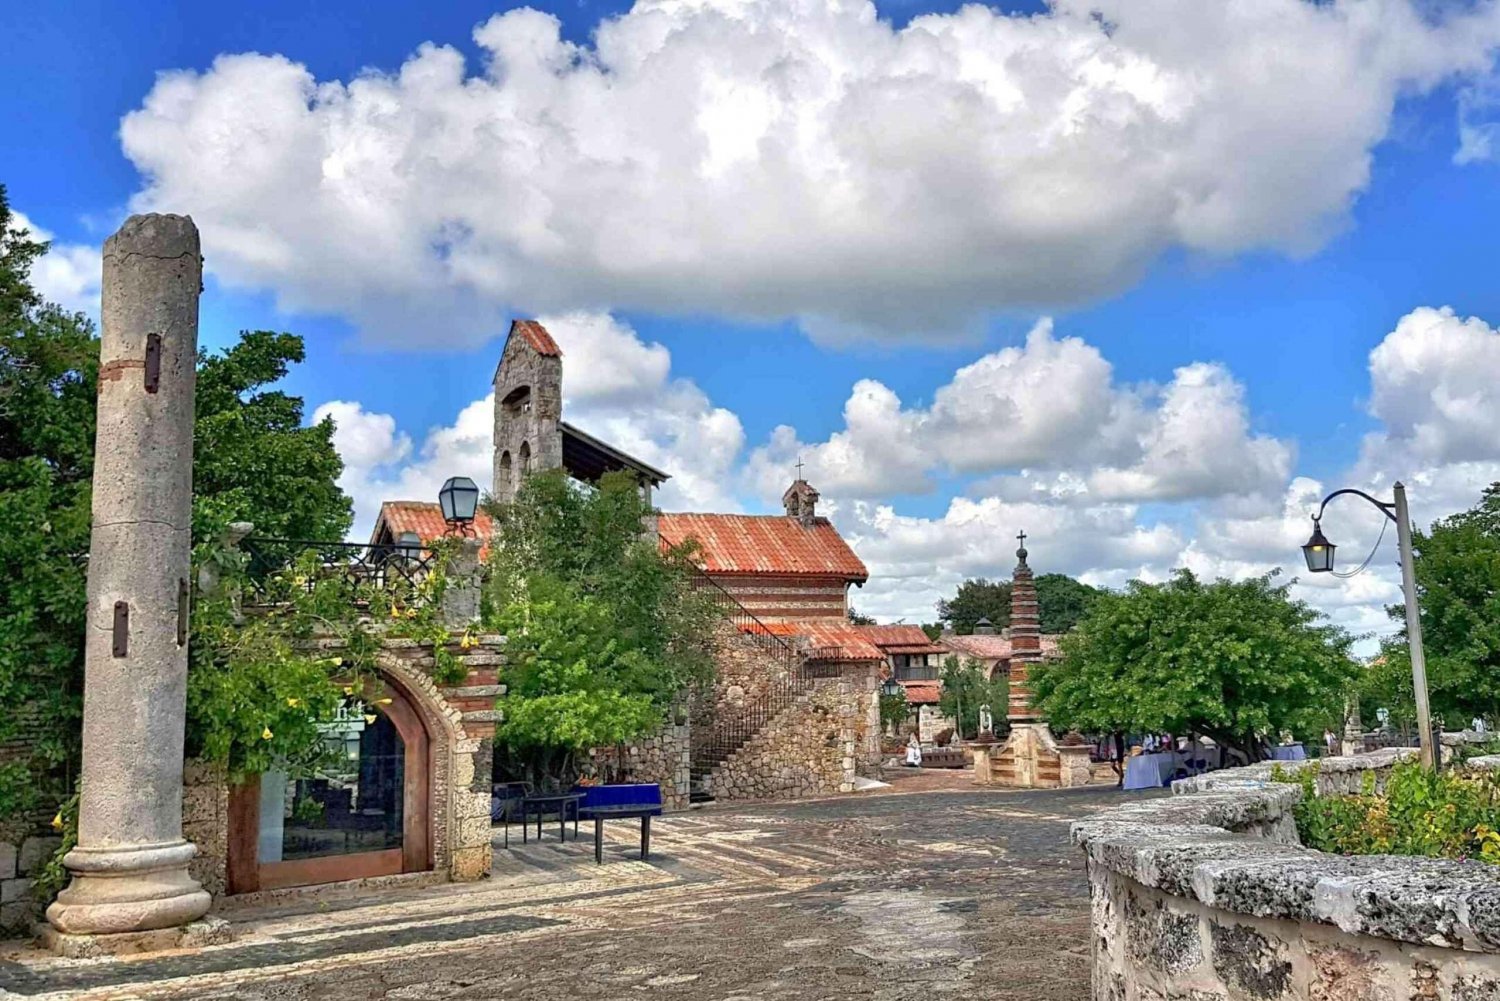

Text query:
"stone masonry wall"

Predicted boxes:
[[583, 724, 691, 812], [0, 832, 62, 934], [1075, 754, 1500, 1001], [709, 664, 878, 801]]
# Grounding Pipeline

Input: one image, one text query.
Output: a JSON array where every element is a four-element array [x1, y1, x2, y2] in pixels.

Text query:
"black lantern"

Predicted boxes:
[[1301, 519, 1336, 573], [881, 674, 904, 699], [397, 531, 422, 563], [439, 476, 480, 529]]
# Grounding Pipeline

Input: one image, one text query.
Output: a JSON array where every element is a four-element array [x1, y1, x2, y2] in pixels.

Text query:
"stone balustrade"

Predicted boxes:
[[1073, 751, 1500, 1000]]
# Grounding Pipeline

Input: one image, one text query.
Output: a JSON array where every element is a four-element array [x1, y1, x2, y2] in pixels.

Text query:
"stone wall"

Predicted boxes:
[[1074, 754, 1500, 1000], [584, 724, 691, 812], [709, 664, 878, 801], [0, 832, 62, 933]]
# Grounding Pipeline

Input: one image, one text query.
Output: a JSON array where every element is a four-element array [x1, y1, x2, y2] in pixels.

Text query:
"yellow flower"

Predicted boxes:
[[286, 697, 300, 708], [375, 697, 393, 705], [363, 714, 377, 724], [343, 686, 354, 695], [262, 726, 274, 740], [51, 812, 63, 832], [390, 605, 401, 619], [330, 657, 342, 667], [405, 608, 418, 619]]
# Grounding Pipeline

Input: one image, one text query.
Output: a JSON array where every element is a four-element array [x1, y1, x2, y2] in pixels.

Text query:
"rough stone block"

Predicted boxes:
[[18, 836, 60, 876], [1, 877, 33, 903], [0, 842, 16, 880], [1210, 921, 1290, 999]]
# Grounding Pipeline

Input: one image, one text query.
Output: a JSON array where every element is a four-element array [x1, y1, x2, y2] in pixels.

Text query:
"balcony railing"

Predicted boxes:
[[240, 538, 436, 607]]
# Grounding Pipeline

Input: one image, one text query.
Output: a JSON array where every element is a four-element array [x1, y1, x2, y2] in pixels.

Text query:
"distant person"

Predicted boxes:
[[1324, 729, 1338, 755], [905, 734, 922, 767]]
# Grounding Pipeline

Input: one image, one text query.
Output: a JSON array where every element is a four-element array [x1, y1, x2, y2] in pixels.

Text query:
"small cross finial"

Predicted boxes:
[[795, 457, 805, 481], [1017, 530, 1026, 546]]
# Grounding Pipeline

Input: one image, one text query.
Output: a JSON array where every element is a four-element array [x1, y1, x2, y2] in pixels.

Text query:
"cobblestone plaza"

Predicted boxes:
[[1, 779, 1125, 1000]]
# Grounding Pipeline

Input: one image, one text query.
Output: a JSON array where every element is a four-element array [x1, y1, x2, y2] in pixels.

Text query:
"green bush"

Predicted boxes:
[[1273, 760, 1500, 864]]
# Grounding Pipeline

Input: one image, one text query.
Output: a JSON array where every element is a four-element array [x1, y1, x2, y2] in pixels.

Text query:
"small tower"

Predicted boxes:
[[782, 478, 821, 527], [1007, 532, 1042, 724], [492, 319, 564, 503]]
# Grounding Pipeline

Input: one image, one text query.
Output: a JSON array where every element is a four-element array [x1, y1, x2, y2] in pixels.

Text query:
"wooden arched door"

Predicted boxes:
[[228, 680, 432, 893]]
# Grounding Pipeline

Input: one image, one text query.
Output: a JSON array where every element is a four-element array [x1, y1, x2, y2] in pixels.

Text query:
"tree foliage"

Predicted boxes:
[[0, 186, 353, 822], [936, 573, 1101, 635], [1030, 570, 1356, 761], [937, 655, 1008, 739], [484, 470, 721, 785], [1368, 483, 1500, 729]]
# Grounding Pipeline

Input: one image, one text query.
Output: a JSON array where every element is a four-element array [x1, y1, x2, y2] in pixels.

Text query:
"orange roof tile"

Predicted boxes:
[[857, 625, 946, 655], [901, 681, 943, 704], [511, 318, 561, 357], [370, 501, 494, 549], [658, 513, 868, 581]]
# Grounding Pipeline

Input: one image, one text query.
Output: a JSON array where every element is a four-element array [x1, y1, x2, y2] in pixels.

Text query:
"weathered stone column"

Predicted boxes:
[[46, 215, 211, 941]]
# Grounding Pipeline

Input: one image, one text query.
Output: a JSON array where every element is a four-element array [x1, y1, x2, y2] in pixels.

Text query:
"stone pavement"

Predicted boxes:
[[0, 781, 1143, 1001]]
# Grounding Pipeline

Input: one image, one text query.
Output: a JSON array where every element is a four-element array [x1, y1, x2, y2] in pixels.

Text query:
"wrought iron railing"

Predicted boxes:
[[686, 569, 825, 780], [240, 537, 435, 607]]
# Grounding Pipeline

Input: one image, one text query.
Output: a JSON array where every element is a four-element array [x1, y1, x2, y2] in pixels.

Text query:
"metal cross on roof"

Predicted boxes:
[[795, 457, 805, 481], [1017, 530, 1027, 546]]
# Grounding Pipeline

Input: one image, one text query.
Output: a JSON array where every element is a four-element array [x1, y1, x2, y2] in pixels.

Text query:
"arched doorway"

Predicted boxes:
[[227, 679, 432, 893]]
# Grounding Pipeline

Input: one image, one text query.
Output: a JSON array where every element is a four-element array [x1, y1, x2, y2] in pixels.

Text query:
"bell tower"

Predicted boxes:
[[492, 319, 564, 503]]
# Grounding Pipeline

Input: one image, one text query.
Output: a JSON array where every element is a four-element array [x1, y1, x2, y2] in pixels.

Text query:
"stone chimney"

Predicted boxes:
[[973, 617, 996, 636], [782, 478, 820, 527], [1006, 531, 1043, 724]]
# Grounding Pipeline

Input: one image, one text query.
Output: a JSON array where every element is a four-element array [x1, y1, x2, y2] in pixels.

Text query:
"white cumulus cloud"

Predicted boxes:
[[11, 210, 102, 316], [120, 0, 1500, 345]]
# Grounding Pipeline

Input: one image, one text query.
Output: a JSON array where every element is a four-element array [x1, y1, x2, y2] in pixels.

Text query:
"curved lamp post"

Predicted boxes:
[[1301, 481, 1434, 768]]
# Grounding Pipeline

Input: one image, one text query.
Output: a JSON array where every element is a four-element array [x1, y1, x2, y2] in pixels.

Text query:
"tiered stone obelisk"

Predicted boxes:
[[45, 215, 213, 950], [979, 534, 1093, 788]]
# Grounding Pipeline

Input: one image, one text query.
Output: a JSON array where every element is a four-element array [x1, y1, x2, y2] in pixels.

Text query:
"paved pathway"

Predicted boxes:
[[0, 781, 1136, 1001]]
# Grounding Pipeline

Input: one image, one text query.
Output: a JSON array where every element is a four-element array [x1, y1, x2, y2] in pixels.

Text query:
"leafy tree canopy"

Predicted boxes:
[[484, 470, 721, 784], [1368, 483, 1500, 729], [0, 184, 352, 820], [937, 655, 1008, 739], [936, 573, 1101, 634], [1030, 569, 1355, 761]]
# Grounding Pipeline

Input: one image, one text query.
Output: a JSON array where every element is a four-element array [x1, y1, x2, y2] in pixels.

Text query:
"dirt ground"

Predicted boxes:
[[1, 773, 1137, 1001]]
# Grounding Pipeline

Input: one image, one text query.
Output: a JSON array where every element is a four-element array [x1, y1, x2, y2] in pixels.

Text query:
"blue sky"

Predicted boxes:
[[6, 0, 1500, 637]]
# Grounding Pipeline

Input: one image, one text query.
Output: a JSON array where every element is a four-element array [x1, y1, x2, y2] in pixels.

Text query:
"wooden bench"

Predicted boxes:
[[576, 784, 664, 864]]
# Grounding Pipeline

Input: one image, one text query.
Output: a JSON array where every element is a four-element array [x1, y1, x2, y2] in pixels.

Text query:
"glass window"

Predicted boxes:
[[257, 701, 405, 862]]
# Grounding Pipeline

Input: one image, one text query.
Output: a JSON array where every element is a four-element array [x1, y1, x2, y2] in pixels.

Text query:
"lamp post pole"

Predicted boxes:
[[1303, 481, 1434, 769], [1392, 483, 1436, 769]]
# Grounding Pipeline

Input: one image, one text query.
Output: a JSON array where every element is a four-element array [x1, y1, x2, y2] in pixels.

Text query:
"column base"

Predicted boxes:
[[38, 917, 230, 959], [45, 840, 212, 937]]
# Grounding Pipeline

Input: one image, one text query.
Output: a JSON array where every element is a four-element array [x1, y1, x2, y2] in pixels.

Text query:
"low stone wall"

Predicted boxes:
[[584, 724, 692, 812], [710, 666, 878, 801], [1074, 753, 1500, 1000]]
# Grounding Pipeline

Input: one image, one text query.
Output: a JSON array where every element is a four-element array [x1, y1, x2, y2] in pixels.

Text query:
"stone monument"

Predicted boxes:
[[44, 215, 215, 952]]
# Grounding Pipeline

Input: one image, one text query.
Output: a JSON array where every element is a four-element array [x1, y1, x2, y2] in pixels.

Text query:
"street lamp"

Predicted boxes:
[[881, 674, 904, 699], [1301, 481, 1435, 768], [439, 476, 480, 535]]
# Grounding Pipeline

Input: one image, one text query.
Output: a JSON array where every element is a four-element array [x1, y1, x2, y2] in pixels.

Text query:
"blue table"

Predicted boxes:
[[577, 784, 664, 863]]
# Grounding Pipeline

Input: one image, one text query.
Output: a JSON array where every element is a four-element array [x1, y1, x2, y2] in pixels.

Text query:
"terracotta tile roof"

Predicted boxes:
[[735, 619, 886, 662], [658, 513, 868, 581], [939, 633, 1061, 661], [510, 318, 561, 357], [370, 501, 494, 549], [857, 625, 946, 656], [901, 681, 943, 704]]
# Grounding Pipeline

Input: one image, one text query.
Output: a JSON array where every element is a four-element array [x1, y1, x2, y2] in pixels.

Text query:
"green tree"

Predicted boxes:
[[847, 606, 876, 625], [1030, 570, 1356, 762], [0, 187, 353, 821], [1372, 483, 1500, 729], [485, 470, 721, 787], [1034, 573, 1101, 633], [937, 655, 1008, 739], [936, 578, 1011, 634]]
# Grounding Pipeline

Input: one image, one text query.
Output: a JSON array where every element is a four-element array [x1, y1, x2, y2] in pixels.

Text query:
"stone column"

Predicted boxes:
[[439, 536, 485, 628], [46, 216, 211, 941]]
